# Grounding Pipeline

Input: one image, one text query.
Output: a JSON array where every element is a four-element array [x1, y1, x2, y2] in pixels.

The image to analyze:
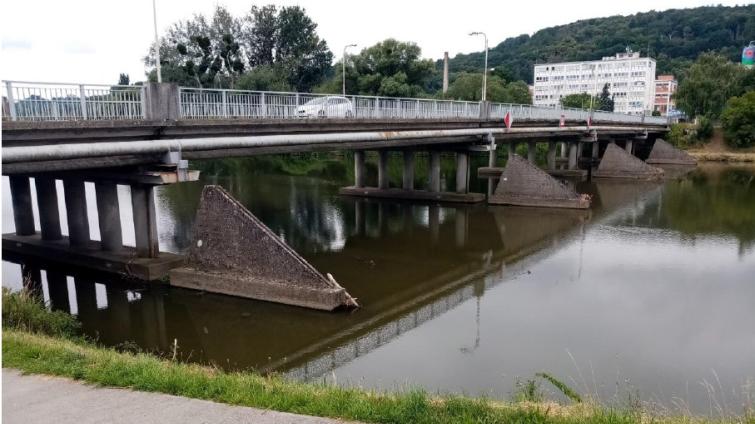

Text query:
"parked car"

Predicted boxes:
[[297, 96, 355, 118]]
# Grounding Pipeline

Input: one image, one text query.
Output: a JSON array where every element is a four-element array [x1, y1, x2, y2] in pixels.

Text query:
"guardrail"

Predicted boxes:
[[2, 81, 144, 121], [2, 80, 668, 125]]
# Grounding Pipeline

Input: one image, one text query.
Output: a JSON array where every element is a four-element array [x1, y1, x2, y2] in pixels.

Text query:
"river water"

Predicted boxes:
[[2, 157, 754, 415]]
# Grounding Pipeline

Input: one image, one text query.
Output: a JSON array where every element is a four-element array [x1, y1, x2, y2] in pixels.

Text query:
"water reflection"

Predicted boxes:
[[2, 161, 754, 414]]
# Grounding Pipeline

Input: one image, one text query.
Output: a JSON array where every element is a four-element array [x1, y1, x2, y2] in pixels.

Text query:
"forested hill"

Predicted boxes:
[[445, 5, 755, 84]]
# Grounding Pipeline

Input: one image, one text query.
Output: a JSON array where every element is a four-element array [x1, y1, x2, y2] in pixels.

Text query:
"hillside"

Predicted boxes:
[[445, 5, 755, 84]]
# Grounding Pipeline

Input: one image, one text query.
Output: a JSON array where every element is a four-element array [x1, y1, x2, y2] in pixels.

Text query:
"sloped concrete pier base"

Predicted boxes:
[[339, 187, 485, 203], [478, 167, 587, 179], [646, 138, 697, 165], [594, 143, 664, 179], [488, 155, 590, 209], [170, 185, 357, 311]]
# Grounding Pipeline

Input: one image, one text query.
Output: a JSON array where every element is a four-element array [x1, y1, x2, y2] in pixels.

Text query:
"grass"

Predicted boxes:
[[2, 290, 754, 424]]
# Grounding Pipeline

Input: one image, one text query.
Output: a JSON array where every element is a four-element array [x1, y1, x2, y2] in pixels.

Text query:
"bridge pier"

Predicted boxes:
[[95, 182, 123, 252], [568, 142, 578, 170], [402, 151, 415, 190], [456, 152, 469, 194], [353, 151, 365, 188], [625, 139, 634, 155], [339, 149, 484, 203], [36, 177, 62, 241], [131, 185, 159, 258], [546, 141, 557, 170], [62, 179, 90, 248], [507, 142, 517, 159], [527, 141, 536, 163], [46, 270, 70, 313], [9, 176, 36, 236]]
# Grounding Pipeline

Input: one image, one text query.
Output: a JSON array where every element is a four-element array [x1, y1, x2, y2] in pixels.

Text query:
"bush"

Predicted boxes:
[[2, 288, 80, 338], [696, 115, 713, 140], [721, 91, 755, 149]]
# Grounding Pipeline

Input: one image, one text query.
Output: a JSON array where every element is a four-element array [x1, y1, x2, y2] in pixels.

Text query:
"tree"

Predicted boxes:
[[444, 73, 531, 104], [322, 39, 435, 97], [560, 93, 596, 109], [117, 74, 130, 85], [720, 91, 755, 148], [597, 83, 614, 112], [274, 6, 333, 91], [236, 64, 292, 92], [243, 5, 277, 67], [675, 53, 749, 119]]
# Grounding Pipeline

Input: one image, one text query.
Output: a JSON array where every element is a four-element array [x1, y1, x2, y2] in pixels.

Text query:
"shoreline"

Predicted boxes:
[[687, 151, 755, 163]]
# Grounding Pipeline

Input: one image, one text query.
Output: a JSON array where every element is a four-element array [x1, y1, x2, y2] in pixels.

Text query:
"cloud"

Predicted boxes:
[[2, 39, 32, 50], [63, 41, 96, 55]]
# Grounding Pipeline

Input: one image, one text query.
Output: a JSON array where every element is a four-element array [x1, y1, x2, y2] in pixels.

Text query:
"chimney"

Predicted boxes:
[[442, 52, 449, 94]]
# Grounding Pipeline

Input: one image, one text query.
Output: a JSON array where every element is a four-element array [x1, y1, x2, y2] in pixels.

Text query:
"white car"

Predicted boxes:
[[297, 96, 355, 118]]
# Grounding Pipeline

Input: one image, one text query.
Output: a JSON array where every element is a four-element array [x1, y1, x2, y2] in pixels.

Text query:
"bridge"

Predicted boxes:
[[2, 80, 670, 305]]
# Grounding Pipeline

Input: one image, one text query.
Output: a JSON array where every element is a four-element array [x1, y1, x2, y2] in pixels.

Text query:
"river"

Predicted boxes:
[[2, 156, 754, 415]]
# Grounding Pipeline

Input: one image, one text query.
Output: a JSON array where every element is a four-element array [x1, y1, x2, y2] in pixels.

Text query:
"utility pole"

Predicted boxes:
[[469, 32, 488, 101], [342, 44, 357, 95], [152, 0, 162, 83]]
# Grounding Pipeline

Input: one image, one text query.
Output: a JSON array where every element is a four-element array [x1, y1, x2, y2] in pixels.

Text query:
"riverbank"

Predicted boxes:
[[685, 129, 755, 163], [3, 290, 753, 424]]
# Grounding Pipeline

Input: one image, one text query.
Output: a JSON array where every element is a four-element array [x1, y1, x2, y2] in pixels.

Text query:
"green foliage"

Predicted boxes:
[[446, 5, 755, 84], [666, 122, 712, 148], [320, 39, 436, 97], [4, 329, 695, 424], [513, 378, 543, 403], [674, 53, 751, 119], [443, 72, 531, 104], [536, 372, 582, 403], [236, 65, 292, 92], [2, 288, 80, 339], [696, 115, 714, 140], [560, 92, 597, 109], [117, 73, 130, 86], [597, 83, 614, 112], [145, 5, 332, 91], [721, 91, 755, 148]]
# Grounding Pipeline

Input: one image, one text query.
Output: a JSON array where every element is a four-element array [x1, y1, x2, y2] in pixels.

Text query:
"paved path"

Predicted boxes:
[[3, 369, 355, 424]]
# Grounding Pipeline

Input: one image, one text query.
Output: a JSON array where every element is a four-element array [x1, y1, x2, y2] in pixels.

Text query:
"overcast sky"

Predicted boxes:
[[0, 0, 746, 84]]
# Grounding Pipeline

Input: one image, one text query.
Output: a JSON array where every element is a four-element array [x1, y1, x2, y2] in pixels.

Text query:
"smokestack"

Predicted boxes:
[[442, 52, 449, 94]]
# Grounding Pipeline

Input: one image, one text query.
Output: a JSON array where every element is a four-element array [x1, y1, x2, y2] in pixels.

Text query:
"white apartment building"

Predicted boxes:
[[532, 50, 656, 115]]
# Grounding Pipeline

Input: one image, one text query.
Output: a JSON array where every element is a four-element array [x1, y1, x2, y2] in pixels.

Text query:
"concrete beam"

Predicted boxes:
[[353, 151, 365, 188], [131, 185, 159, 258], [402, 151, 415, 190], [8, 175, 36, 236], [377, 150, 389, 189], [62, 179, 90, 248], [35, 177, 62, 241], [94, 182, 123, 252]]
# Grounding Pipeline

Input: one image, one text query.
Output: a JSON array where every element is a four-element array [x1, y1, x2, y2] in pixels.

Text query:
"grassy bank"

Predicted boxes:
[[2, 291, 753, 424]]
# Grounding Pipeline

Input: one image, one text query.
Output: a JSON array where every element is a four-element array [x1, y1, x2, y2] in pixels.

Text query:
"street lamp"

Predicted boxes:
[[342, 44, 357, 95], [152, 0, 162, 83], [469, 32, 488, 101]]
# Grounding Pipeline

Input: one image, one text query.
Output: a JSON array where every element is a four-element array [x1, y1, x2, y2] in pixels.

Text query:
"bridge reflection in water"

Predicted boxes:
[[2, 174, 663, 376]]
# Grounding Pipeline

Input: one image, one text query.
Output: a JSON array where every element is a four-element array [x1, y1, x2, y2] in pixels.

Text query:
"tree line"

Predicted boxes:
[[140, 5, 531, 104]]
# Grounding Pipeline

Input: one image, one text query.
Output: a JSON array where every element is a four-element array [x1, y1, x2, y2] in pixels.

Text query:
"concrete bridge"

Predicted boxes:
[[2, 80, 670, 296]]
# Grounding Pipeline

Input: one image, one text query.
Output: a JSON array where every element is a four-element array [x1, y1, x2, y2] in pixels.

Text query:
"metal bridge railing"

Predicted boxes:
[[2, 81, 145, 121], [2, 80, 668, 125]]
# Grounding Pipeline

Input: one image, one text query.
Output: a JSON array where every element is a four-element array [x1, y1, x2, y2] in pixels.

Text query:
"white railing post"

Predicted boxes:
[[415, 99, 420, 119], [374, 97, 380, 118], [6, 81, 17, 121], [141, 86, 148, 119], [260, 92, 266, 118], [79, 84, 88, 119], [222, 90, 228, 118]]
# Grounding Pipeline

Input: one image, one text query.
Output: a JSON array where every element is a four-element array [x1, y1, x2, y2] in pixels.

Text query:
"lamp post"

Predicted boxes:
[[342, 44, 357, 95], [152, 0, 162, 83], [469, 32, 488, 101]]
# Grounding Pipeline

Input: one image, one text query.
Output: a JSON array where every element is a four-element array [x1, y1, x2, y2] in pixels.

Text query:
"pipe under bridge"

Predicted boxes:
[[1, 81, 669, 288]]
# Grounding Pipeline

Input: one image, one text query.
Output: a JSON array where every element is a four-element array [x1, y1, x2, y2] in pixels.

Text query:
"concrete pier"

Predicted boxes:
[[35, 177, 62, 241], [377, 150, 389, 189], [9, 176, 36, 236], [594, 143, 664, 179], [402, 151, 415, 190], [592, 141, 600, 160], [45, 271, 70, 313], [429, 151, 441, 193], [353, 151, 365, 188], [507, 142, 517, 159], [62, 179, 90, 248], [546, 142, 557, 170], [94, 183, 123, 252], [625, 139, 634, 154], [646, 138, 697, 165], [568, 143, 578, 170], [527, 141, 536, 163], [456, 152, 469, 194], [131, 185, 159, 258]]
